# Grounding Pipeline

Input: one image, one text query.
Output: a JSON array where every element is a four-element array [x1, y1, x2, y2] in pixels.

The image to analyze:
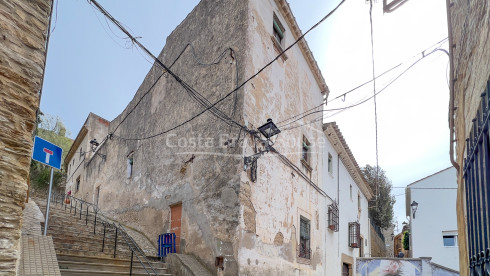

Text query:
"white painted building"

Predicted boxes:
[[405, 167, 459, 271], [322, 122, 374, 275]]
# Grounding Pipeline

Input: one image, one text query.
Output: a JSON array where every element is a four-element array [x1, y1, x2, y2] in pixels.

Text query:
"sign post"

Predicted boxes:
[[32, 136, 63, 236]]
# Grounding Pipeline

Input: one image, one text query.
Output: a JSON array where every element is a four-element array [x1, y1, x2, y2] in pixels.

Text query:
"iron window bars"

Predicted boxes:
[[298, 217, 311, 259], [328, 203, 339, 232], [349, 221, 360, 248]]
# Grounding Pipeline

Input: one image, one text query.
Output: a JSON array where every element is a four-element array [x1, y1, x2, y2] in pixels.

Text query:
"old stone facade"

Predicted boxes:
[[446, 0, 490, 275], [63, 0, 375, 275], [64, 112, 109, 202], [0, 0, 53, 274]]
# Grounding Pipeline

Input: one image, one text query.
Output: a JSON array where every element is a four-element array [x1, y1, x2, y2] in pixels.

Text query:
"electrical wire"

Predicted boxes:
[[89, 0, 346, 141], [276, 47, 446, 131], [368, 0, 380, 205]]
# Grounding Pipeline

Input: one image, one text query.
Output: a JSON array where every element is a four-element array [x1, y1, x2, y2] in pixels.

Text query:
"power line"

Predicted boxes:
[[276, 46, 446, 131], [368, 0, 380, 208], [277, 37, 448, 129], [89, 0, 346, 141]]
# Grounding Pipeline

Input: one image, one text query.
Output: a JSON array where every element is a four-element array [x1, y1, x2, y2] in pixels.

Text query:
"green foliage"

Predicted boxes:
[[30, 113, 73, 191], [402, 231, 410, 250], [361, 164, 396, 229]]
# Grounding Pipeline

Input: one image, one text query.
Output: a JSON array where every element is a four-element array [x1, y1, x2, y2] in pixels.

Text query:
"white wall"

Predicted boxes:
[[322, 132, 371, 275], [408, 167, 459, 271]]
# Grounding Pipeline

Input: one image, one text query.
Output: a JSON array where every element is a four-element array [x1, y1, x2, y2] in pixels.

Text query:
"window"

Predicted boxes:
[[127, 152, 134, 178], [349, 222, 360, 248], [443, 235, 456, 246], [328, 203, 339, 232], [79, 147, 82, 160], [442, 231, 457, 247], [272, 13, 285, 46], [350, 184, 353, 200], [327, 153, 333, 174], [302, 136, 310, 164], [358, 194, 361, 211], [72, 159, 74, 165], [75, 176, 80, 192], [299, 217, 311, 259]]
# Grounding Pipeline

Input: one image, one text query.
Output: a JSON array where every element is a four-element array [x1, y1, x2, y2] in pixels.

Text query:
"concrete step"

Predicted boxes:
[[56, 248, 132, 259], [58, 260, 169, 274], [59, 269, 171, 276], [56, 254, 166, 268]]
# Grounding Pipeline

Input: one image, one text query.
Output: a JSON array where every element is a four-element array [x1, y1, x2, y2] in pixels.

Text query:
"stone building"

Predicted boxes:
[[446, 0, 490, 275], [62, 0, 376, 275], [64, 112, 109, 203], [0, 0, 53, 274]]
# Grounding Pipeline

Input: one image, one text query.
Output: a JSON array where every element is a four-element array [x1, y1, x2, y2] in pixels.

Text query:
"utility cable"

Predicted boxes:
[[275, 47, 445, 132], [90, 0, 346, 141], [369, 0, 380, 205]]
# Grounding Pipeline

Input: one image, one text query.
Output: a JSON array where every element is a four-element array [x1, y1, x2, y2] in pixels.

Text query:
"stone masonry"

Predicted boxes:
[[0, 1, 53, 275], [447, 0, 490, 275]]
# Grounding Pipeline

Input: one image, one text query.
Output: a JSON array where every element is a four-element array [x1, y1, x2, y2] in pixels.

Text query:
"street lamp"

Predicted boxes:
[[89, 138, 106, 160], [244, 119, 281, 171], [410, 201, 419, 219]]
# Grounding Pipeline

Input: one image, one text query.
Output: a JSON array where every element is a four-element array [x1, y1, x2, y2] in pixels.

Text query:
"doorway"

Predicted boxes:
[[342, 263, 350, 276], [95, 186, 100, 206], [170, 203, 182, 253]]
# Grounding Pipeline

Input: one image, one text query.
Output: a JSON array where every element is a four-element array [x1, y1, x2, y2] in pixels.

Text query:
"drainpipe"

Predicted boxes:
[[446, 0, 460, 172]]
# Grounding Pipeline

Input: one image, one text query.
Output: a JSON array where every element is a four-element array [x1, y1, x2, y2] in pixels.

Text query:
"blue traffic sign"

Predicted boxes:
[[32, 136, 63, 170]]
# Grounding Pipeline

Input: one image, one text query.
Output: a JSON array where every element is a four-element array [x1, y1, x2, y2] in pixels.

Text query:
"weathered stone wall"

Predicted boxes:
[[236, 0, 328, 274], [447, 0, 490, 275], [0, 0, 52, 274], [82, 1, 248, 275], [370, 224, 387, 257]]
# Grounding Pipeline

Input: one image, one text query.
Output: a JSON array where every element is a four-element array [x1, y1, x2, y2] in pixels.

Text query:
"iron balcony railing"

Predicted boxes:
[[49, 192, 160, 276]]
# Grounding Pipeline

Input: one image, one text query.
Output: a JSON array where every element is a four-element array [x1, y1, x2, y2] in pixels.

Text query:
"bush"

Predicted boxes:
[[402, 231, 410, 250]]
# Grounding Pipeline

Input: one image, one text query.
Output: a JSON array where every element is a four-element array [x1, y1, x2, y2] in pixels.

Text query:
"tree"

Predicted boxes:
[[30, 113, 73, 191], [361, 164, 396, 229]]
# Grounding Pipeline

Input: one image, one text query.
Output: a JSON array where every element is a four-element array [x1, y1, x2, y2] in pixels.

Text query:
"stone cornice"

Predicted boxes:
[[323, 122, 374, 200]]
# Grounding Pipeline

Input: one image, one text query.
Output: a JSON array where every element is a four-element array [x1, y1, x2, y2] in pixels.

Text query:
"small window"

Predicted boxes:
[[72, 159, 74, 165], [349, 222, 361, 248], [350, 184, 353, 200], [299, 217, 311, 259], [327, 153, 333, 173], [302, 136, 310, 164], [79, 147, 83, 160], [358, 194, 361, 211], [127, 152, 134, 178], [273, 13, 285, 45], [443, 235, 457, 247], [328, 203, 339, 232], [76, 176, 80, 192]]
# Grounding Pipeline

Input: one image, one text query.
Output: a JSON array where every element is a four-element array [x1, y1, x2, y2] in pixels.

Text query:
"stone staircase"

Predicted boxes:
[[34, 197, 171, 276]]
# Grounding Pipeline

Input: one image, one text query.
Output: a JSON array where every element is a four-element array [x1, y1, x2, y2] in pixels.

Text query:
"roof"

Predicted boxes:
[[406, 166, 454, 188], [275, 0, 329, 95], [323, 122, 374, 200]]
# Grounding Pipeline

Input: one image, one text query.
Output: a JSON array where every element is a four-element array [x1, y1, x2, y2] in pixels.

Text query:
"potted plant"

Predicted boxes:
[[328, 225, 336, 230]]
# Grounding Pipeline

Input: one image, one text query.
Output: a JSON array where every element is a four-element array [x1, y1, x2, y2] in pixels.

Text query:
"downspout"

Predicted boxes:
[[337, 153, 340, 258], [446, 0, 460, 172]]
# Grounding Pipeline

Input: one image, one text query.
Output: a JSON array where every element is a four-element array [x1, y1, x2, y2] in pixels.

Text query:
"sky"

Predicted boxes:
[[40, 0, 451, 232]]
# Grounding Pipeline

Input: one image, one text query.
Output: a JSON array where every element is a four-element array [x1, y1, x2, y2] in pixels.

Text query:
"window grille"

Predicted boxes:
[[328, 203, 339, 232], [349, 222, 360, 248], [463, 80, 490, 273], [298, 217, 311, 259]]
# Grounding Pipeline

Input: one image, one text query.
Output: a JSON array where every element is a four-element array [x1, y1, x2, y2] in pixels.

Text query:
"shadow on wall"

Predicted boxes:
[[356, 258, 460, 276]]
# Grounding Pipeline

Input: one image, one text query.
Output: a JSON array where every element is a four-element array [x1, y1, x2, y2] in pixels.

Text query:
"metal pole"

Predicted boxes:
[[114, 228, 118, 258], [130, 250, 134, 276], [43, 167, 54, 236]]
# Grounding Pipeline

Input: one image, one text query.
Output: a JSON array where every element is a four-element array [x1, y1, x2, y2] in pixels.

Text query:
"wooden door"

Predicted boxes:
[[170, 203, 182, 253]]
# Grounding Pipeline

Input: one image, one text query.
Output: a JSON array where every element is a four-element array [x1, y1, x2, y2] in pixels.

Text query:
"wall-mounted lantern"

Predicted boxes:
[[410, 201, 419, 219], [244, 118, 281, 171], [89, 138, 106, 160]]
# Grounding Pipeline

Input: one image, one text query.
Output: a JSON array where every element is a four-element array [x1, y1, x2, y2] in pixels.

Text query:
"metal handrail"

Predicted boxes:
[[50, 192, 160, 276]]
